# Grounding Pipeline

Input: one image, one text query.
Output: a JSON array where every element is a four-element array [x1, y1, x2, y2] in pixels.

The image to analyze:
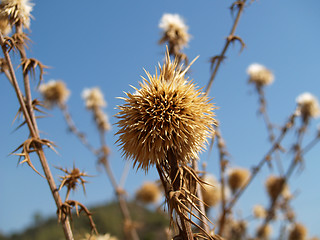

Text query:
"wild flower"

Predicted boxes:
[[247, 63, 274, 87], [159, 13, 190, 51], [0, 0, 33, 28], [116, 53, 215, 171], [296, 92, 320, 121], [39, 80, 70, 107], [265, 175, 288, 201], [289, 223, 308, 240], [201, 175, 221, 207], [135, 181, 161, 204], [253, 204, 267, 219], [227, 167, 249, 193]]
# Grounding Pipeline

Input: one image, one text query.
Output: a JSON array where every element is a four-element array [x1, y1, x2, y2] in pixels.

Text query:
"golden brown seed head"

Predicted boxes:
[[265, 175, 287, 201], [116, 53, 216, 171], [296, 92, 320, 120], [82, 87, 107, 110], [39, 80, 70, 107], [247, 63, 274, 87], [227, 168, 250, 192], [253, 204, 267, 219], [201, 175, 221, 207], [0, 0, 33, 28], [256, 224, 272, 238], [289, 223, 308, 240], [135, 181, 161, 204]]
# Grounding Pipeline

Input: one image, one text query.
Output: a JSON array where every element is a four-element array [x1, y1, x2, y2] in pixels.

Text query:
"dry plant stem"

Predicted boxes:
[[218, 113, 296, 235], [59, 103, 97, 155], [0, 33, 74, 240], [205, 0, 247, 94], [98, 130, 139, 240]]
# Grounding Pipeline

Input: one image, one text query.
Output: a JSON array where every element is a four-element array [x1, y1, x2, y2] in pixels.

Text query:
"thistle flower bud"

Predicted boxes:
[[0, 0, 33, 28], [227, 168, 250, 193], [116, 53, 216, 171], [135, 181, 161, 204], [247, 63, 274, 87], [201, 175, 221, 207], [265, 175, 288, 201], [159, 13, 190, 51], [296, 92, 320, 121], [289, 223, 308, 240], [39, 80, 70, 107]]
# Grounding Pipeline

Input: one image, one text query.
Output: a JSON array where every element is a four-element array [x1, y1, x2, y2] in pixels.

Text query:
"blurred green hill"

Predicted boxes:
[[1, 201, 169, 240]]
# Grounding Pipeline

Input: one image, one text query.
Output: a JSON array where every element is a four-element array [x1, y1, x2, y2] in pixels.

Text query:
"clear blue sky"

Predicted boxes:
[[1, 0, 320, 237]]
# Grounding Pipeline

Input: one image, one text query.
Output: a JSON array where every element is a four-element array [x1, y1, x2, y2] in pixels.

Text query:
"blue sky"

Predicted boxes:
[[1, 0, 320, 237]]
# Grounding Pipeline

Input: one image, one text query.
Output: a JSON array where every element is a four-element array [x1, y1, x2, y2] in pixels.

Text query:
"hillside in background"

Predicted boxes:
[[0, 201, 169, 240]]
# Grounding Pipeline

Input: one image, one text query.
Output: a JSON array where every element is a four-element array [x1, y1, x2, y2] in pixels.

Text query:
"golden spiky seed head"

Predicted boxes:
[[39, 80, 70, 107], [227, 168, 250, 192], [247, 63, 274, 87], [116, 54, 216, 171], [0, 0, 33, 28], [0, 13, 11, 35], [265, 175, 288, 201], [256, 224, 272, 238], [159, 13, 190, 50], [296, 92, 320, 120], [201, 175, 221, 207], [289, 223, 308, 240], [253, 204, 267, 219], [135, 181, 161, 204], [82, 87, 107, 110]]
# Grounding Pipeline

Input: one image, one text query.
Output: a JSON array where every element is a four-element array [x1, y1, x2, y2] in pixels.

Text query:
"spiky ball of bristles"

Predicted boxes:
[[201, 175, 221, 207], [296, 92, 320, 120], [0, 0, 33, 28], [135, 181, 161, 204], [39, 80, 70, 106], [227, 168, 250, 192], [265, 175, 288, 201], [116, 54, 216, 171], [253, 204, 267, 219], [289, 223, 308, 240], [247, 63, 274, 87], [256, 224, 272, 238]]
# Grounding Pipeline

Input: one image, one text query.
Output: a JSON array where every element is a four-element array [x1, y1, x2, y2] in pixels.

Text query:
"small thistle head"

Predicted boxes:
[[289, 223, 308, 240], [135, 181, 161, 204], [0, 0, 33, 28], [227, 168, 250, 193], [82, 87, 107, 110], [253, 204, 267, 219], [201, 175, 221, 207], [116, 53, 216, 171], [39, 80, 70, 107], [265, 175, 288, 201], [296, 92, 320, 122], [247, 63, 274, 87], [159, 13, 190, 51], [256, 224, 272, 239]]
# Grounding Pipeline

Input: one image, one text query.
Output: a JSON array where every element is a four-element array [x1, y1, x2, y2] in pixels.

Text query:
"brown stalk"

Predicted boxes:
[[218, 112, 297, 235], [0, 32, 74, 239], [205, 0, 248, 94]]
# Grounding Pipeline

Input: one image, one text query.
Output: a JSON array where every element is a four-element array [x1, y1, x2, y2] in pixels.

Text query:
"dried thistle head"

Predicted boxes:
[[82, 87, 106, 110], [201, 175, 221, 207], [289, 223, 308, 240], [296, 92, 320, 122], [159, 13, 190, 51], [247, 63, 274, 87], [227, 167, 249, 193], [135, 181, 161, 204], [39, 80, 70, 107], [265, 175, 288, 201], [116, 53, 216, 171], [256, 224, 272, 239], [253, 204, 267, 219], [0, 0, 33, 28]]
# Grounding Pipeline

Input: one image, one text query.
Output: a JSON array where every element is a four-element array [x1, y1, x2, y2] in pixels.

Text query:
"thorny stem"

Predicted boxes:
[[205, 0, 247, 94], [59, 103, 97, 155], [0, 33, 74, 240], [98, 130, 139, 240], [218, 113, 297, 235]]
